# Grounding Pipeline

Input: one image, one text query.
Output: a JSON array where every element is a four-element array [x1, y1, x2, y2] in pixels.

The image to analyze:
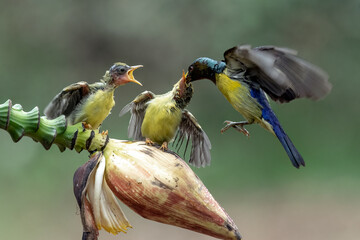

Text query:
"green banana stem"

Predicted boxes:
[[0, 99, 109, 153]]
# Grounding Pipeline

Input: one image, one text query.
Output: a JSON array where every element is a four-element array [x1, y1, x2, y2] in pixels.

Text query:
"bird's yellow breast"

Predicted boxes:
[[79, 89, 115, 129], [215, 73, 262, 121], [141, 93, 182, 144]]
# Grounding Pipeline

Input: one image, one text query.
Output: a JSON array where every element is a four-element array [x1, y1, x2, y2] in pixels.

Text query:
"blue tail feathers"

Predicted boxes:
[[250, 88, 305, 168], [272, 121, 305, 168]]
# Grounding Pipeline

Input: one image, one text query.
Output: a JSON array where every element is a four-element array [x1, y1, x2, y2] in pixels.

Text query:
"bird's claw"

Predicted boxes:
[[101, 130, 108, 136], [220, 121, 233, 133], [145, 138, 154, 146], [221, 120, 250, 137], [160, 142, 168, 151], [235, 126, 250, 137], [82, 122, 93, 129]]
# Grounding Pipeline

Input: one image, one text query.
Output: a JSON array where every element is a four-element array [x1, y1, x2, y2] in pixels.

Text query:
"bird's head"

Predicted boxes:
[[186, 57, 226, 84], [105, 62, 143, 87], [173, 71, 193, 109]]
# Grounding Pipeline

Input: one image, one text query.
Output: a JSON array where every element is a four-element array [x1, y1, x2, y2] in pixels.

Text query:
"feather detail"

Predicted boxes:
[[224, 45, 331, 102], [250, 88, 305, 168], [44, 81, 91, 119], [119, 91, 155, 141], [175, 110, 212, 167]]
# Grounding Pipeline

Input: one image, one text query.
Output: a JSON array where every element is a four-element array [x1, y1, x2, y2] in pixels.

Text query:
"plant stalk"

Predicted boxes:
[[0, 99, 109, 153]]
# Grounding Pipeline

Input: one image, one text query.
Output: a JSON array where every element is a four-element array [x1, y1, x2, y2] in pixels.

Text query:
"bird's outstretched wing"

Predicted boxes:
[[224, 45, 332, 103], [173, 110, 212, 168], [119, 91, 155, 141], [44, 81, 91, 119]]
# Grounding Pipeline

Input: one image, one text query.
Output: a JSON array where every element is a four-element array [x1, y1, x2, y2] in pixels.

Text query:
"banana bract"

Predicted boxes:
[[74, 139, 241, 240]]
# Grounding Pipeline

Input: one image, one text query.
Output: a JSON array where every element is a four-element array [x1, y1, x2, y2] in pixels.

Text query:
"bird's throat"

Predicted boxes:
[[174, 84, 193, 109]]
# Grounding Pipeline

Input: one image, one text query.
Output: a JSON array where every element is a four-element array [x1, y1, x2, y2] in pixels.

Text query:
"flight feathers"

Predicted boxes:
[[224, 45, 332, 103], [44, 81, 90, 119]]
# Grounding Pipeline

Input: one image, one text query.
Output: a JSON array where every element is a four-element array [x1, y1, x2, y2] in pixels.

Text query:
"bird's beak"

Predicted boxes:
[[126, 65, 143, 86], [178, 70, 187, 96]]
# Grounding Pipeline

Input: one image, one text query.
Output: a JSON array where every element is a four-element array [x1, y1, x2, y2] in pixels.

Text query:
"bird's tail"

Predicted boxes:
[[266, 112, 305, 168]]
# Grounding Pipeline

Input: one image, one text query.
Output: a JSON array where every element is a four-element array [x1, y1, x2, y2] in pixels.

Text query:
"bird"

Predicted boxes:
[[44, 62, 142, 131], [119, 71, 212, 167], [186, 45, 332, 168]]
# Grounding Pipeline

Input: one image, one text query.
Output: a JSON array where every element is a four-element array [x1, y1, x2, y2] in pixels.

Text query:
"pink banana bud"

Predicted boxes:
[[74, 139, 241, 240]]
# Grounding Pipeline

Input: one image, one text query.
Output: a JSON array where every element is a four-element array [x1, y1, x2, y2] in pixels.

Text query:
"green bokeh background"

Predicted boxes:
[[1, 1, 359, 239]]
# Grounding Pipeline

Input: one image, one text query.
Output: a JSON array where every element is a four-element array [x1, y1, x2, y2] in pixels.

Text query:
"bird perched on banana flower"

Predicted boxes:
[[73, 140, 241, 240], [119, 71, 211, 167], [0, 100, 240, 240], [186, 45, 332, 168], [44, 62, 142, 130]]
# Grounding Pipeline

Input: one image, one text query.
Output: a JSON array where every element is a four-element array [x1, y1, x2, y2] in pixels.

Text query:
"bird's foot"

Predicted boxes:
[[160, 142, 168, 151], [101, 130, 108, 136], [82, 122, 93, 129], [221, 120, 250, 137], [145, 138, 154, 146]]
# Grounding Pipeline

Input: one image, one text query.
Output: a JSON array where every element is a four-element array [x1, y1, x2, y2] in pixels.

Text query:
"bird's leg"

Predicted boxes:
[[145, 138, 154, 146], [221, 120, 250, 137], [82, 122, 93, 129], [160, 142, 168, 151]]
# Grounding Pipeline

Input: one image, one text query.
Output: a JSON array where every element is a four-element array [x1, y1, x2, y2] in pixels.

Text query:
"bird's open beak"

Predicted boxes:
[[178, 70, 187, 96], [126, 65, 143, 86]]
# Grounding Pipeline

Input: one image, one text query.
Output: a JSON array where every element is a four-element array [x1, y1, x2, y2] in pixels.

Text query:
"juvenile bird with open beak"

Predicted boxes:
[[120, 71, 211, 167], [186, 45, 332, 168], [45, 63, 142, 130]]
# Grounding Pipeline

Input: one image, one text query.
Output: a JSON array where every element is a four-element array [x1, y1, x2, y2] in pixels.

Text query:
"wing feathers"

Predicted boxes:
[[224, 45, 331, 103], [44, 81, 90, 119], [175, 110, 211, 168], [119, 91, 155, 141]]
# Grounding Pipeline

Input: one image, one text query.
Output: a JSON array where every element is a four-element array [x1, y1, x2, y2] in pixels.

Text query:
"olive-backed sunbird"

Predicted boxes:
[[186, 45, 332, 168], [44, 63, 142, 130], [119, 72, 211, 167]]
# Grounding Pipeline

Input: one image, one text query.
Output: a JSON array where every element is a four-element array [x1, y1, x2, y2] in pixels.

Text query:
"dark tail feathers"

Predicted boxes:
[[272, 123, 305, 168], [252, 87, 304, 168]]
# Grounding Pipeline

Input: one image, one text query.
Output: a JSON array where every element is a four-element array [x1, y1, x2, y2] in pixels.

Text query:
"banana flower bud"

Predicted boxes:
[[74, 139, 241, 240]]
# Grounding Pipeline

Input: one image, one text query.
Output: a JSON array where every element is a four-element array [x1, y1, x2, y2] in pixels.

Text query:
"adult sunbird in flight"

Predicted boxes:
[[119, 71, 211, 167], [186, 45, 332, 168], [44, 63, 142, 130]]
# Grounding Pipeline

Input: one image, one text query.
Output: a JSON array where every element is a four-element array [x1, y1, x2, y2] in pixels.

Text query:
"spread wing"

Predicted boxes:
[[224, 45, 332, 103], [119, 91, 155, 141], [44, 81, 91, 119], [173, 110, 212, 168]]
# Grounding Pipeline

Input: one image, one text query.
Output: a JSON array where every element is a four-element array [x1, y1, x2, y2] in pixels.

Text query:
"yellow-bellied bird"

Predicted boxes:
[[44, 63, 142, 130], [119, 72, 211, 167], [186, 45, 331, 168]]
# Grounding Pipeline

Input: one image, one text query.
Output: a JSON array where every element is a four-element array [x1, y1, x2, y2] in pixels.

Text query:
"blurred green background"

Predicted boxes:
[[1, 0, 359, 239]]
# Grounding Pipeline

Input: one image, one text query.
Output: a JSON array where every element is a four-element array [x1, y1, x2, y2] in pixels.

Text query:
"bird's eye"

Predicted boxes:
[[188, 65, 194, 72], [120, 68, 126, 73]]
